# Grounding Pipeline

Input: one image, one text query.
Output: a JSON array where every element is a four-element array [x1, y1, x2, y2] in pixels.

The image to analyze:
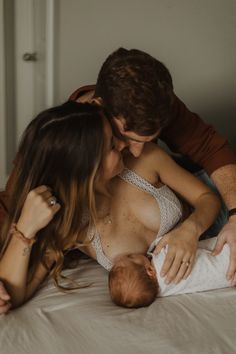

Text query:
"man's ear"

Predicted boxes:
[[91, 96, 103, 106], [145, 265, 156, 279]]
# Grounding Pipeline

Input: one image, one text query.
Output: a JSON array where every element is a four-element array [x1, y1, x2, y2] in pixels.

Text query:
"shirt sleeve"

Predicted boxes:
[[160, 94, 236, 175]]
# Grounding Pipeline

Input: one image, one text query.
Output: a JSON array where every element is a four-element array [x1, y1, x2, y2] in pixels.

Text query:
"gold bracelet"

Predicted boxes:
[[9, 223, 36, 247]]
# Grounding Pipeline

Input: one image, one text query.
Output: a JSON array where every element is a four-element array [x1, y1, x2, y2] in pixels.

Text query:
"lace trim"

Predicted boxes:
[[119, 168, 183, 238], [119, 168, 162, 195], [89, 168, 183, 270], [88, 225, 113, 271]]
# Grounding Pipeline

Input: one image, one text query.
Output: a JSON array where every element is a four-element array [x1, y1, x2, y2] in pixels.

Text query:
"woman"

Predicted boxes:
[[0, 101, 220, 309], [80, 129, 221, 281], [0, 101, 124, 308]]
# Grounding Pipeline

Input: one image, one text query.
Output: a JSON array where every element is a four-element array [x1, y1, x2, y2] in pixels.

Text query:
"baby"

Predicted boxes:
[[108, 237, 233, 308]]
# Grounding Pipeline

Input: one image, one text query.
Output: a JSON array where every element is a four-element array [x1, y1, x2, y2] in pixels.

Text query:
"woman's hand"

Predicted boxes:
[[16, 185, 61, 239], [153, 227, 198, 284], [0, 281, 11, 314]]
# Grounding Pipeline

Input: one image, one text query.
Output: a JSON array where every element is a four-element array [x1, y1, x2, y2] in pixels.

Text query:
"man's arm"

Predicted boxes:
[[211, 164, 236, 286], [161, 94, 236, 175], [162, 94, 236, 285]]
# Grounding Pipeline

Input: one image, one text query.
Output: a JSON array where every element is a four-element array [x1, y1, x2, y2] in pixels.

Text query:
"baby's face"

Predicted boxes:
[[114, 254, 151, 268]]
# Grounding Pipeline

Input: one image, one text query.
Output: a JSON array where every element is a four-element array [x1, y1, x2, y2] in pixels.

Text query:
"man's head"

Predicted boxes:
[[94, 48, 174, 157], [108, 254, 158, 308]]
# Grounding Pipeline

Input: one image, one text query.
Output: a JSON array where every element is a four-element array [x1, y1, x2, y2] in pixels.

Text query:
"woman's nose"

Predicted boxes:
[[115, 137, 127, 151]]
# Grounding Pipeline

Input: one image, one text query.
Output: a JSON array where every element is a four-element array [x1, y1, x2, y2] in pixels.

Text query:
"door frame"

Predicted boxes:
[[0, 0, 56, 189], [0, 0, 7, 188]]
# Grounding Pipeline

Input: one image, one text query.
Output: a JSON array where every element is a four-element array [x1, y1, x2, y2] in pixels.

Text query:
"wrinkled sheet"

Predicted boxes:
[[1, 257, 236, 354]]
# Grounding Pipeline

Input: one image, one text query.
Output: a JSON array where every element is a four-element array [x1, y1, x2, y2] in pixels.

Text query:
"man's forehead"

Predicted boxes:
[[123, 131, 159, 143], [111, 116, 160, 142]]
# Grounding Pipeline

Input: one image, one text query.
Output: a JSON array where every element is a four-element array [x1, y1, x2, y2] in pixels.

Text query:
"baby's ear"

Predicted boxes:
[[145, 265, 156, 279]]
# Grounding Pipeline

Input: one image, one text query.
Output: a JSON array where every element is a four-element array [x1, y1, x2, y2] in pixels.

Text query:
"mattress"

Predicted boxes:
[[1, 257, 236, 354]]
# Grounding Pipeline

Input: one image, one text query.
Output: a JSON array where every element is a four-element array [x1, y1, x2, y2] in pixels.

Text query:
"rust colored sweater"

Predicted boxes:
[[1, 85, 235, 226]]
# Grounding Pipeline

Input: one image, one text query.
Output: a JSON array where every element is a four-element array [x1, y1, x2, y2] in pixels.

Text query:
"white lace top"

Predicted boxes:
[[88, 168, 183, 271]]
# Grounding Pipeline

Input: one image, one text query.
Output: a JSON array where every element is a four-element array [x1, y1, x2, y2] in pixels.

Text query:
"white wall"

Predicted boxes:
[[55, 0, 236, 149], [0, 0, 7, 189]]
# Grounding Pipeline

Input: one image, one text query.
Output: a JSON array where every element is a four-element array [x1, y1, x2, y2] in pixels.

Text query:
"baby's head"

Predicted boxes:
[[108, 254, 159, 308]]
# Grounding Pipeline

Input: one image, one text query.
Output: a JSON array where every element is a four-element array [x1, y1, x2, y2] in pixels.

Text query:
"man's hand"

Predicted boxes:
[[0, 281, 11, 314], [212, 217, 236, 286], [153, 228, 198, 284]]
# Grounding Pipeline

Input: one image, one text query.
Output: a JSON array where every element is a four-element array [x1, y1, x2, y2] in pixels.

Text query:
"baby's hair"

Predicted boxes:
[[109, 261, 159, 308]]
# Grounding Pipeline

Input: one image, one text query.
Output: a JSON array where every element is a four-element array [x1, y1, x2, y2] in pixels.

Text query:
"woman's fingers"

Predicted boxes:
[[0, 282, 11, 315], [33, 185, 52, 194], [0, 281, 10, 301], [51, 203, 61, 214], [0, 302, 11, 315], [163, 255, 183, 284], [160, 251, 175, 277], [162, 252, 194, 284], [174, 257, 194, 283], [153, 238, 167, 255], [183, 262, 194, 280]]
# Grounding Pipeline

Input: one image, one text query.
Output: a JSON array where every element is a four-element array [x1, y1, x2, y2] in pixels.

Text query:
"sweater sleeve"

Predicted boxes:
[[161, 94, 236, 175]]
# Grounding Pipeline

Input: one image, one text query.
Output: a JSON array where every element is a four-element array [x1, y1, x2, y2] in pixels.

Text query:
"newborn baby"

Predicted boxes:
[[109, 237, 233, 308]]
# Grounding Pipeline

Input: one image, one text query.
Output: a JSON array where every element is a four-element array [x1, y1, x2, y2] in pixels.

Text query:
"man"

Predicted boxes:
[[1, 47, 236, 313]]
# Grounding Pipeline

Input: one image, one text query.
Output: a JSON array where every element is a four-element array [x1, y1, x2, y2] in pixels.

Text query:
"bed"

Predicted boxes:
[[1, 256, 236, 354]]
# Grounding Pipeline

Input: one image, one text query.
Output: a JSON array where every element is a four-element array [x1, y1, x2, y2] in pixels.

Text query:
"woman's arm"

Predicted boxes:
[[129, 143, 221, 284], [0, 186, 60, 308], [24, 257, 54, 300], [154, 145, 221, 283]]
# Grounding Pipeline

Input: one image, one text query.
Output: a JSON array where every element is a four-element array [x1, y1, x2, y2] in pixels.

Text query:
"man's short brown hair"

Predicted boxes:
[[95, 48, 174, 136]]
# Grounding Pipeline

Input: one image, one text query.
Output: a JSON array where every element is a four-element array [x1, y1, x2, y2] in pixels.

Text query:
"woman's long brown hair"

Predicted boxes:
[[0, 102, 105, 289]]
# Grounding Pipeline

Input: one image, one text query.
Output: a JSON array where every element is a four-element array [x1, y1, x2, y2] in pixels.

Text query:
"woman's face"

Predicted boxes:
[[98, 115, 125, 182]]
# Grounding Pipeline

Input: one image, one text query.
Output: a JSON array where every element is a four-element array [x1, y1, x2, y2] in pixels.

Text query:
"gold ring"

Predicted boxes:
[[181, 261, 190, 267], [48, 196, 57, 206]]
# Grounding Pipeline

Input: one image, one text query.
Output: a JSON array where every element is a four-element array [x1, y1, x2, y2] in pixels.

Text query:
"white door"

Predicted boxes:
[[0, 0, 55, 189], [15, 0, 48, 142]]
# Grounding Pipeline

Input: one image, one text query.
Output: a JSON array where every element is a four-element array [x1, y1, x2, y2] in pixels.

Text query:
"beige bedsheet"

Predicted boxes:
[[1, 257, 236, 354]]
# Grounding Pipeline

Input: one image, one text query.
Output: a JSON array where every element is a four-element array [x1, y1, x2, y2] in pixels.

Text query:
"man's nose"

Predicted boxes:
[[129, 142, 145, 157]]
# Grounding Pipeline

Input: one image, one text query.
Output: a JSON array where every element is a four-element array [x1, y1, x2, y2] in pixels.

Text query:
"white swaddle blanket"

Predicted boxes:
[[151, 237, 231, 297]]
